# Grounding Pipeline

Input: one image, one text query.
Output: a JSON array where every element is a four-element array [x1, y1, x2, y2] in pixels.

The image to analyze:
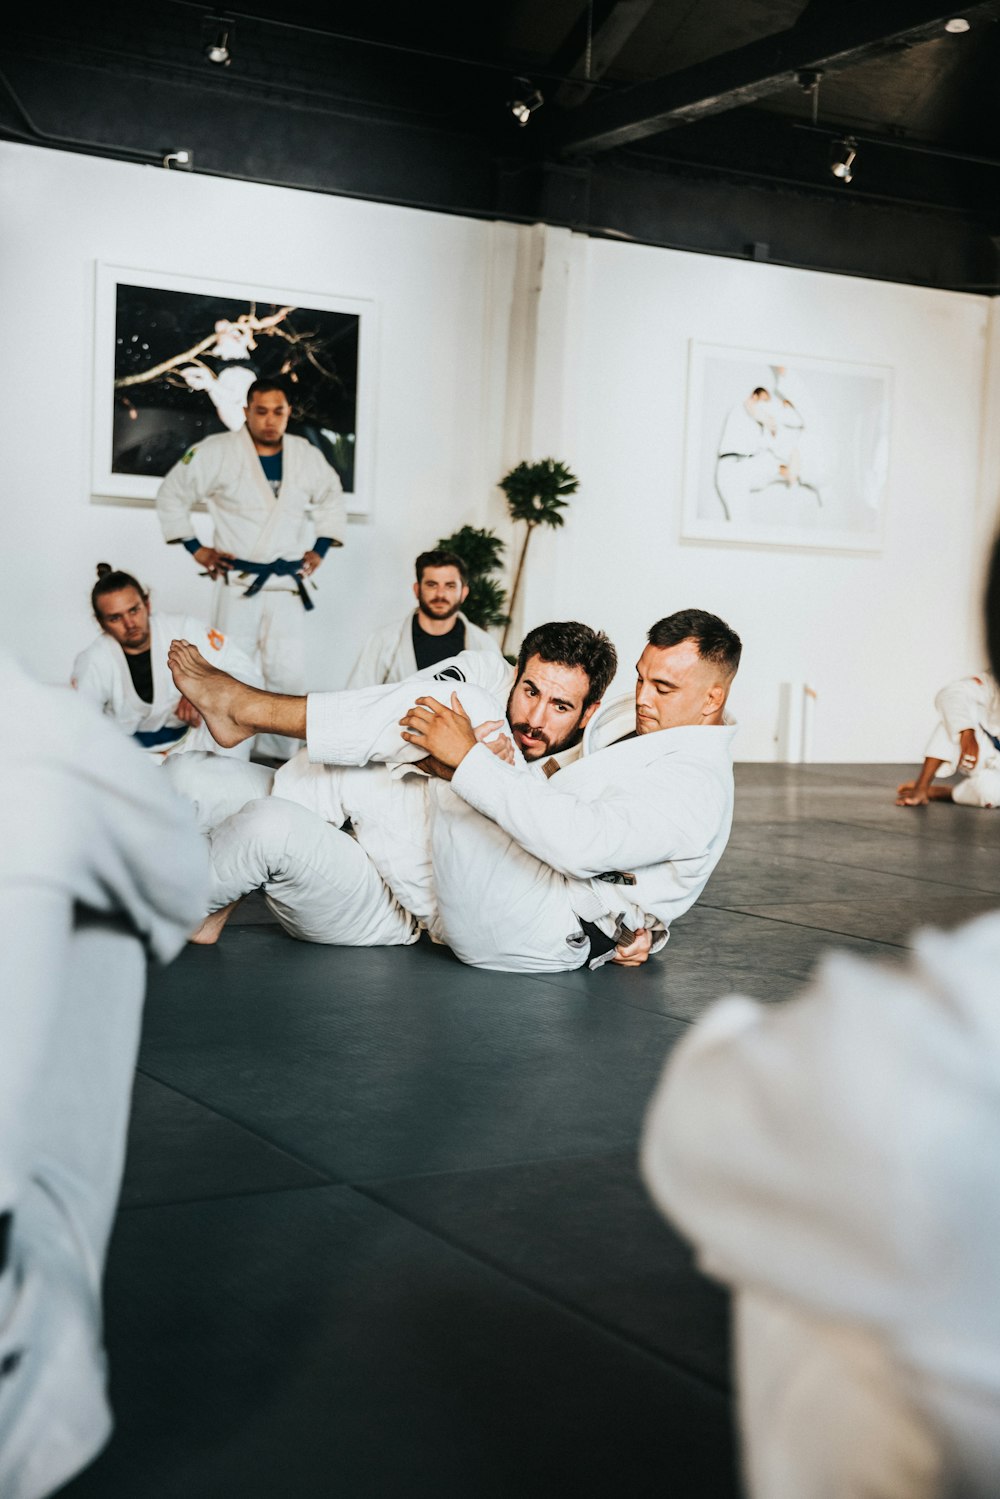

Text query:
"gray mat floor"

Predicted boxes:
[[60, 763, 996, 1498]]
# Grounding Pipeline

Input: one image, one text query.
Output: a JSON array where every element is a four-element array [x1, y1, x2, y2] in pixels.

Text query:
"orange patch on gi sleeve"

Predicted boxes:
[[207, 628, 226, 652]]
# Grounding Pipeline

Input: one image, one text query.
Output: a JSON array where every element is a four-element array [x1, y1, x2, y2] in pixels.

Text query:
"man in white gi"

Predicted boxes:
[[641, 542, 1000, 1498], [165, 609, 740, 973], [0, 652, 207, 1499], [168, 622, 621, 954], [72, 563, 261, 758], [896, 670, 1000, 808], [155, 374, 346, 753], [347, 549, 500, 686]]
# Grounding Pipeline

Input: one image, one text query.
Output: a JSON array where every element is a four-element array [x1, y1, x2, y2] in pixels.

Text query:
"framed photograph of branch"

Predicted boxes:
[[681, 341, 891, 552], [92, 264, 376, 514]]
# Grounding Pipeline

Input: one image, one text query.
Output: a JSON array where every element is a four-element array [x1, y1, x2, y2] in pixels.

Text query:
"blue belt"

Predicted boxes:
[[134, 724, 188, 749], [226, 557, 315, 611], [980, 723, 1000, 753]]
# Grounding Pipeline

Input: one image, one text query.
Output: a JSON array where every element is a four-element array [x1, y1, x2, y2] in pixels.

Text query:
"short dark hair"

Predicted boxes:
[[647, 609, 742, 678], [987, 533, 1000, 680], [91, 563, 148, 620], [516, 621, 617, 710], [245, 375, 293, 404], [415, 550, 468, 586]]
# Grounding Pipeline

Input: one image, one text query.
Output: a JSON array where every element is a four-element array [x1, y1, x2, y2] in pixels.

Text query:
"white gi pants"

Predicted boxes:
[[162, 751, 275, 834], [925, 721, 1000, 808], [0, 902, 144, 1499], [208, 796, 418, 946], [213, 583, 305, 759]]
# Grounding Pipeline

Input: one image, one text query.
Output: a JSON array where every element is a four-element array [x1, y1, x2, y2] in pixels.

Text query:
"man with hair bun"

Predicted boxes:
[[155, 375, 346, 756], [348, 549, 500, 686], [72, 563, 261, 758]]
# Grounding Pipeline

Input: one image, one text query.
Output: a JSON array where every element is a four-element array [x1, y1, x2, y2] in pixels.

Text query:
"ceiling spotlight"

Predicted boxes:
[[944, 16, 971, 32], [162, 148, 194, 171], [830, 137, 857, 184], [509, 79, 544, 127], [206, 27, 232, 65]]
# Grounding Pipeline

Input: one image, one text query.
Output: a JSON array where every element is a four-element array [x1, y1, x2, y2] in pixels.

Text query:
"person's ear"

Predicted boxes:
[[460, 583, 469, 604], [703, 683, 725, 719], [412, 580, 420, 603], [579, 698, 601, 730]]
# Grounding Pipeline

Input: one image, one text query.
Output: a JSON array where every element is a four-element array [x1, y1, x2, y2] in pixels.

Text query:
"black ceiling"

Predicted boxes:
[[6, 1, 1000, 291]]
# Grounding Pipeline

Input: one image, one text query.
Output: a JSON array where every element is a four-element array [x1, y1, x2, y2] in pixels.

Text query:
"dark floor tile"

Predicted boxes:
[[731, 893, 999, 946], [367, 1151, 731, 1390], [729, 819, 1000, 892], [140, 930, 686, 1181], [226, 888, 279, 926], [121, 1073, 332, 1207], [705, 844, 979, 908], [62, 1187, 737, 1499]]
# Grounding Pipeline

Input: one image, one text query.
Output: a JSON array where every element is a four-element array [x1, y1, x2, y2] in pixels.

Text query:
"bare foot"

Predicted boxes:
[[896, 783, 953, 806], [167, 640, 257, 748], [188, 897, 243, 945]]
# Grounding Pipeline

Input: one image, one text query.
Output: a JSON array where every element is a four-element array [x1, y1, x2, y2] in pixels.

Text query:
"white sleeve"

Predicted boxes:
[[307, 448, 347, 543], [71, 644, 111, 714], [346, 628, 391, 689], [307, 650, 511, 764], [155, 441, 218, 544], [639, 952, 933, 1325], [934, 676, 990, 740], [448, 743, 727, 879]]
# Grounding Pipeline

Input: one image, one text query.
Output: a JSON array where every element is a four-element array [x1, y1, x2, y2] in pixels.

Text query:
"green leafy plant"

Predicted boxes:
[[435, 524, 509, 630], [499, 459, 579, 650]]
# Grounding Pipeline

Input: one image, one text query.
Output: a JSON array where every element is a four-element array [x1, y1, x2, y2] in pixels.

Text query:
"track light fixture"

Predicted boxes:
[[509, 78, 544, 127], [830, 137, 857, 184], [206, 28, 232, 65], [162, 148, 194, 170], [203, 15, 234, 66], [944, 16, 971, 32]]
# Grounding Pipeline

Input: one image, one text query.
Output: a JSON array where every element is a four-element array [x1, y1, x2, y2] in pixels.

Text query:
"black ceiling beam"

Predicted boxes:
[[551, 0, 658, 108], [558, 0, 1000, 156]]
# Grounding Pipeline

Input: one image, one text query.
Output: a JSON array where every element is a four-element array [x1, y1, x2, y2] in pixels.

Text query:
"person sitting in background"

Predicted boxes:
[[347, 549, 499, 686], [896, 670, 1000, 808], [642, 540, 1000, 1498], [72, 564, 261, 758]]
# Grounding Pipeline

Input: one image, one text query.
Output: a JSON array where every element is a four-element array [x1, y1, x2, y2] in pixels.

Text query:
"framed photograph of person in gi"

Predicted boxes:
[[92, 263, 376, 516], [680, 341, 891, 552]]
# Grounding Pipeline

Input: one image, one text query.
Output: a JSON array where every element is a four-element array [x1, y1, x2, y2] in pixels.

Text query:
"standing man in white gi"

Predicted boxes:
[[896, 670, 1000, 808], [641, 545, 1000, 1497], [164, 609, 740, 973], [348, 549, 500, 686], [72, 563, 261, 757], [156, 374, 346, 755], [0, 652, 207, 1499]]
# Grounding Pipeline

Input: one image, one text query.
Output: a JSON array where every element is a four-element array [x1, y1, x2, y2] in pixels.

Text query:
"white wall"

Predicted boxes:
[[0, 142, 504, 691], [1, 141, 995, 760], [544, 234, 993, 760]]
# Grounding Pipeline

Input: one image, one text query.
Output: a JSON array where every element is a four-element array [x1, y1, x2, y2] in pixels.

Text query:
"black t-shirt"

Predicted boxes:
[[125, 648, 154, 703], [411, 614, 466, 671]]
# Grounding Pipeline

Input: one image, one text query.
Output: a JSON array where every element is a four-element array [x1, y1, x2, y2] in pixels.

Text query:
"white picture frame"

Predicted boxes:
[[681, 340, 891, 552], [92, 263, 376, 516]]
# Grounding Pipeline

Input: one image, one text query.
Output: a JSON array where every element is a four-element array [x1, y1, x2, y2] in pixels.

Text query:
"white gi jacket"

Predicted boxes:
[[72, 612, 261, 756], [347, 610, 500, 687], [0, 654, 206, 1499], [922, 673, 1000, 807], [641, 913, 1000, 1498], [155, 426, 346, 565]]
